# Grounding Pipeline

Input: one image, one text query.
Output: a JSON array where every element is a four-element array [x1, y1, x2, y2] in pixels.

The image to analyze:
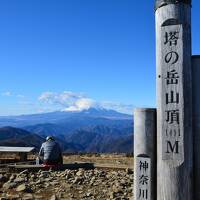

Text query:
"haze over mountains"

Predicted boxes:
[[0, 108, 133, 153]]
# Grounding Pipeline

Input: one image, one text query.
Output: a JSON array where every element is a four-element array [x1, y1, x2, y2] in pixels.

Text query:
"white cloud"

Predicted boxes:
[[38, 91, 134, 114], [1, 91, 12, 96], [39, 91, 83, 104], [64, 98, 96, 111], [38, 91, 96, 112]]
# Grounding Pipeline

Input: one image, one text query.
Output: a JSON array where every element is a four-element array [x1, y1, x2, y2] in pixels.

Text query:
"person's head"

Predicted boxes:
[[46, 136, 54, 141]]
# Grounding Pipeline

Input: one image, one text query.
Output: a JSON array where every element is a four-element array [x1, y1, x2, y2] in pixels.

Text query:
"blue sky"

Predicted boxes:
[[0, 0, 199, 116]]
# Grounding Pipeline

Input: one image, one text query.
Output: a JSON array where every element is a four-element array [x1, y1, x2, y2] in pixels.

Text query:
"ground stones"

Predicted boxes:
[[0, 168, 133, 199]]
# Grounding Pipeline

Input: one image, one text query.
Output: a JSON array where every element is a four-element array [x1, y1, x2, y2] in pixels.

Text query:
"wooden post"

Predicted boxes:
[[155, 0, 193, 199], [192, 55, 200, 200], [19, 152, 27, 162], [134, 108, 156, 200]]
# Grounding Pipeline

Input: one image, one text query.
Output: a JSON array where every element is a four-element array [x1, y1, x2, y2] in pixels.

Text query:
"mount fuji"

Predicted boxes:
[[0, 108, 133, 153]]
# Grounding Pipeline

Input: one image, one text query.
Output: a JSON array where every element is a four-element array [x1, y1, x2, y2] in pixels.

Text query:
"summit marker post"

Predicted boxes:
[[134, 108, 156, 200], [155, 0, 193, 199]]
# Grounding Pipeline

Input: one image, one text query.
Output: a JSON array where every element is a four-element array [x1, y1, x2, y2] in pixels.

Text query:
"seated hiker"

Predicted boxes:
[[39, 136, 63, 165]]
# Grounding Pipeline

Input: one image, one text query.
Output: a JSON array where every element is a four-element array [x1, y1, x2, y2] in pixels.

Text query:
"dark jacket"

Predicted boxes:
[[39, 140, 62, 163]]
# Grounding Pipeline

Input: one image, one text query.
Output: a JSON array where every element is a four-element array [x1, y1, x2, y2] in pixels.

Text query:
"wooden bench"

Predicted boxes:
[[0, 146, 35, 162]]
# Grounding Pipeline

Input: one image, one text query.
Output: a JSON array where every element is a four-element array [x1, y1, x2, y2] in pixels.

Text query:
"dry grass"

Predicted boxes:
[[63, 154, 134, 169]]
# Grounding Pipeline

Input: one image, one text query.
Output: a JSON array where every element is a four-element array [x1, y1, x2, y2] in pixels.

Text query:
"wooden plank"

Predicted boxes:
[[7, 163, 95, 171], [7, 163, 133, 171], [0, 146, 35, 152]]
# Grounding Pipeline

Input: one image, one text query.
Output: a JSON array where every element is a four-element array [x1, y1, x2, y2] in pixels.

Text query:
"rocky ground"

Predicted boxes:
[[0, 168, 133, 200]]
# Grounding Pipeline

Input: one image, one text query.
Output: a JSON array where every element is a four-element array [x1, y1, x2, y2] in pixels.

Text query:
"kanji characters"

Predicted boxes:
[[162, 27, 182, 159], [165, 70, 179, 85], [165, 109, 180, 124], [165, 51, 179, 64], [166, 91, 179, 104], [139, 175, 149, 185], [164, 31, 179, 46], [139, 161, 149, 172], [139, 189, 148, 199]]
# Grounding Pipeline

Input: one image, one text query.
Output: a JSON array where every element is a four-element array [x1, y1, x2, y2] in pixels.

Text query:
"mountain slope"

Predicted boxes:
[[23, 123, 67, 139], [0, 126, 133, 153], [66, 125, 133, 153], [0, 127, 44, 149], [24, 118, 133, 138], [0, 127, 81, 152]]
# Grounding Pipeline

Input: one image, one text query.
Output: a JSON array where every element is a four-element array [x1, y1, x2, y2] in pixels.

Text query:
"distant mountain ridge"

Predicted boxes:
[[0, 108, 133, 153], [0, 108, 132, 127]]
